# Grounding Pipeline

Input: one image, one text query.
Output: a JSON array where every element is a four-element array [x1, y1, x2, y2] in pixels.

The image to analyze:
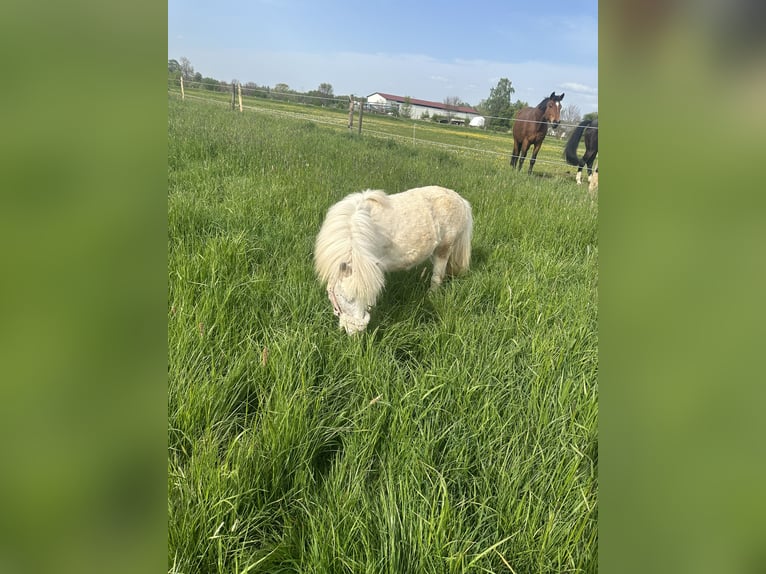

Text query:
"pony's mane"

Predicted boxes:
[[314, 190, 389, 305], [536, 97, 551, 111]]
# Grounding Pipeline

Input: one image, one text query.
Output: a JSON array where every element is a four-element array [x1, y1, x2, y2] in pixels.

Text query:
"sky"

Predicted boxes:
[[168, 0, 598, 114]]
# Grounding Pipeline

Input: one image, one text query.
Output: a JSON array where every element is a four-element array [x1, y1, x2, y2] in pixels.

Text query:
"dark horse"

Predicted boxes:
[[564, 118, 599, 185], [510, 92, 565, 174]]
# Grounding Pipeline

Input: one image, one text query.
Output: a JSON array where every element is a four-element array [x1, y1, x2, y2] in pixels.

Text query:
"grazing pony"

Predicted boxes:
[[510, 92, 565, 174], [314, 185, 473, 334], [564, 118, 599, 186]]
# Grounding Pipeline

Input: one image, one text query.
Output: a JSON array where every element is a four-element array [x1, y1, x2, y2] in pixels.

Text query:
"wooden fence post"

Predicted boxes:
[[231, 82, 236, 110], [358, 98, 364, 135], [180, 76, 185, 100], [237, 82, 243, 112], [348, 96, 355, 130]]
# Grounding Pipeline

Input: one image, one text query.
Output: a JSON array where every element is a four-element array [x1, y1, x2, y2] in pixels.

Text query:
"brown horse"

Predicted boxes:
[[510, 92, 565, 174]]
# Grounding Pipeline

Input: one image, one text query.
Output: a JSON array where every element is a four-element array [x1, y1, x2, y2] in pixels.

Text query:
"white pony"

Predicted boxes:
[[314, 185, 473, 334]]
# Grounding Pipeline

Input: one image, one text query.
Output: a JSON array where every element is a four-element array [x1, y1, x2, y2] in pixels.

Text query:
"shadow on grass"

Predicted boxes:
[[470, 245, 491, 270], [371, 267, 436, 332], [366, 241, 492, 336]]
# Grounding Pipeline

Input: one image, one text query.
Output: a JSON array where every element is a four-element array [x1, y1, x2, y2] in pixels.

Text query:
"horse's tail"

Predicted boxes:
[[448, 198, 473, 276], [564, 119, 592, 165]]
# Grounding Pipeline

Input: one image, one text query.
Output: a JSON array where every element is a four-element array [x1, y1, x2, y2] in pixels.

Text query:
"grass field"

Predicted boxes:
[[168, 86, 579, 170], [168, 94, 598, 573]]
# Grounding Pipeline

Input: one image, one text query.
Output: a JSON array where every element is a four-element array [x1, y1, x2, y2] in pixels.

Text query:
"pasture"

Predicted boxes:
[[168, 95, 598, 573]]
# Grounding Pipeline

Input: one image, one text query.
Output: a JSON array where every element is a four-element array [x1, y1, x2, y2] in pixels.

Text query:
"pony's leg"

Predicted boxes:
[[429, 246, 451, 291], [576, 169, 583, 185]]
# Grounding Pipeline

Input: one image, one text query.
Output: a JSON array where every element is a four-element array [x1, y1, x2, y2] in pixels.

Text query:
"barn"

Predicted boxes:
[[366, 92, 480, 124]]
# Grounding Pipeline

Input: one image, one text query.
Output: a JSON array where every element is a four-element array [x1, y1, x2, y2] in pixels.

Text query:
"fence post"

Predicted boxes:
[[358, 98, 364, 135], [231, 82, 236, 110], [180, 76, 185, 100], [237, 82, 243, 112], [348, 96, 354, 130]]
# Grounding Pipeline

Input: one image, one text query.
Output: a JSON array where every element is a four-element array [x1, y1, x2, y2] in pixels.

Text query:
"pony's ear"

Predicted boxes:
[[339, 261, 352, 277], [550, 91, 555, 99], [559, 93, 565, 100]]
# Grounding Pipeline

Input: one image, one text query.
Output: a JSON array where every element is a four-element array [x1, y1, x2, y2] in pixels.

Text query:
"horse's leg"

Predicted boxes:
[[510, 140, 520, 168], [517, 141, 529, 172], [429, 245, 451, 291], [577, 152, 587, 184], [527, 143, 542, 174]]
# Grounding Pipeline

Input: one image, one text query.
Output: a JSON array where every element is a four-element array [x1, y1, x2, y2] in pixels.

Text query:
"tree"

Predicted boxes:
[[557, 104, 582, 137], [480, 78, 516, 130], [201, 77, 221, 91], [444, 96, 469, 108], [179, 57, 195, 81], [273, 83, 291, 101], [400, 96, 413, 119], [561, 104, 582, 128], [443, 96, 469, 123], [168, 59, 182, 83], [316, 83, 334, 106]]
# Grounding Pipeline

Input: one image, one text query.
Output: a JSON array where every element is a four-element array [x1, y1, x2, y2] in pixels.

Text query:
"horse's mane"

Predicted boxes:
[[535, 97, 551, 111], [314, 190, 388, 305]]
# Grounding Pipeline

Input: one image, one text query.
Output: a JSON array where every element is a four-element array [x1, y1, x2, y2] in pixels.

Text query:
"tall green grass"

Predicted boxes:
[[168, 96, 597, 573]]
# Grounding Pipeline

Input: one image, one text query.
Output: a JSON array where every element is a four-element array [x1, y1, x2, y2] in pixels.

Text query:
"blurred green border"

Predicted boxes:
[[0, 2, 167, 573], [2, 1, 764, 572], [601, 2, 766, 572]]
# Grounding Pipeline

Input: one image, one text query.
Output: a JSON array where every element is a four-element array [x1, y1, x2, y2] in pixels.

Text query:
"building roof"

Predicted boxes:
[[368, 92, 479, 115]]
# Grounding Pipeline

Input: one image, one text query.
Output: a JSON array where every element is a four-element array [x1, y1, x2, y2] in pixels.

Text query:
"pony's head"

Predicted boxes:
[[327, 262, 371, 335], [541, 92, 565, 127]]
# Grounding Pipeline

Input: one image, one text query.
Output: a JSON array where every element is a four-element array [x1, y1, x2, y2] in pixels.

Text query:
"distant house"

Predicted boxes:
[[366, 92, 480, 124]]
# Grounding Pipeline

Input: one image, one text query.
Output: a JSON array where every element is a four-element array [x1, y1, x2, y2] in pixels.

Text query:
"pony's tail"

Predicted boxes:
[[564, 119, 591, 166], [448, 199, 473, 276]]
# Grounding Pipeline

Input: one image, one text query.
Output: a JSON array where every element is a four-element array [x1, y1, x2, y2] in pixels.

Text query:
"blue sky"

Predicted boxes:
[[168, 0, 598, 113]]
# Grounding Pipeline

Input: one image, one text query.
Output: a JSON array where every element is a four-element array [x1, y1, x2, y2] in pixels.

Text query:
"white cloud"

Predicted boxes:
[[561, 82, 598, 95]]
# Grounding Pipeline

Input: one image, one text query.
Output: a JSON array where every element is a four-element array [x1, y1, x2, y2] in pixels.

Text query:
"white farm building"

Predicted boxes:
[[366, 92, 481, 124]]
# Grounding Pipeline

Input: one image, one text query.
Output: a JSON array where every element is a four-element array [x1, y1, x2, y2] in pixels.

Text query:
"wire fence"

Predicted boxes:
[[168, 78, 598, 132], [168, 82, 596, 170]]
